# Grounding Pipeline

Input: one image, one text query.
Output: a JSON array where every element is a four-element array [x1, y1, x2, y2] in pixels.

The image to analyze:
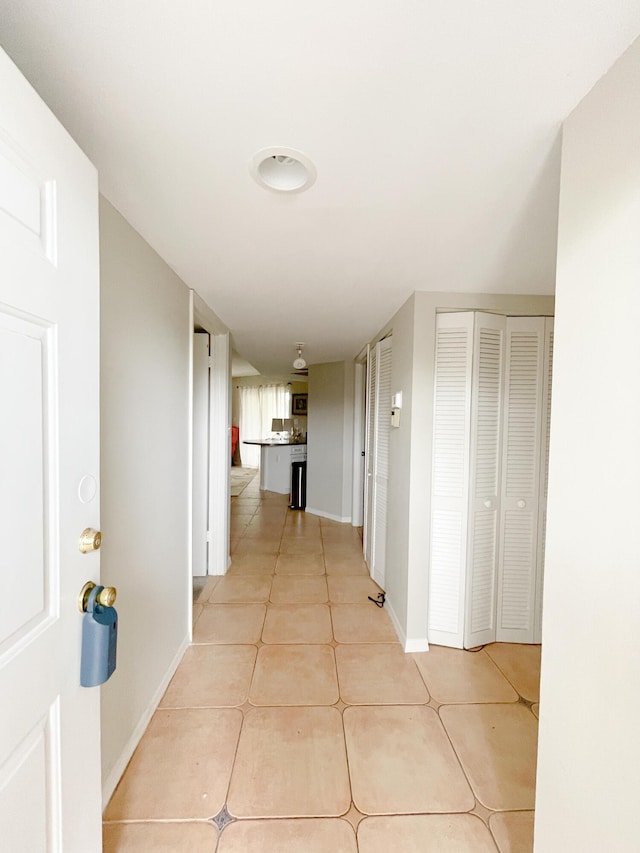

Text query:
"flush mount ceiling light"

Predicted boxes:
[[250, 147, 317, 193], [293, 343, 306, 369]]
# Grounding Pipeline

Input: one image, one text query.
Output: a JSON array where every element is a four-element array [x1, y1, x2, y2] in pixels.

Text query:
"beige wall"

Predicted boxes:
[[307, 361, 355, 521], [535, 36, 640, 852], [99, 197, 191, 802]]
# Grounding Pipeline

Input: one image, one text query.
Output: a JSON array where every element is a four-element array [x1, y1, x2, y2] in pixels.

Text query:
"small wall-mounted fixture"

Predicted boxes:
[[250, 147, 317, 193], [391, 391, 402, 428]]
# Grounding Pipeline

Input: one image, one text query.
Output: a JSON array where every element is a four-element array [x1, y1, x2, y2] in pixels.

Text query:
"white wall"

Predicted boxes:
[[371, 291, 554, 649], [535, 37, 640, 852], [307, 361, 355, 522], [99, 197, 191, 802]]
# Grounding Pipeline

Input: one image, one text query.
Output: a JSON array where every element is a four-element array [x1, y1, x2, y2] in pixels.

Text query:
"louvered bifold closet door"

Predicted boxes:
[[534, 318, 554, 642], [371, 337, 392, 588], [496, 317, 545, 643], [428, 313, 473, 648], [364, 344, 377, 567], [464, 314, 505, 648]]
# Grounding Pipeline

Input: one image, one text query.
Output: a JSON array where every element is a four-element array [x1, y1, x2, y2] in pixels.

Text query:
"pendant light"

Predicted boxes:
[[293, 343, 306, 370]]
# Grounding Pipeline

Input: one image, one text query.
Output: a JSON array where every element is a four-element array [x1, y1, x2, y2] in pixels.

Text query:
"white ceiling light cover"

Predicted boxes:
[[293, 342, 306, 369], [250, 147, 317, 193]]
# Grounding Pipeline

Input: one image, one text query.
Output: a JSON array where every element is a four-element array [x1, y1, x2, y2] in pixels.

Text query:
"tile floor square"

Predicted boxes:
[[331, 604, 398, 643], [270, 575, 328, 604], [412, 645, 518, 704], [489, 810, 535, 853], [227, 707, 351, 818], [343, 705, 474, 815], [485, 643, 541, 702], [336, 644, 428, 705], [243, 527, 283, 541], [160, 644, 257, 708], [250, 644, 338, 705], [103, 822, 218, 852], [262, 604, 333, 644], [327, 576, 382, 603], [227, 553, 277, 574], [440, 703, 539, 810], [357, 814, 499, 852], [104, 708, 242, 820], [324, 555, 370, 575], [193, 604, 266, 644], [210, 575, 272, 603], [275, 554, 326, 575], [279, 538, 323, 555], [218, 818, 357, 852], [231, 539, 281, 557]]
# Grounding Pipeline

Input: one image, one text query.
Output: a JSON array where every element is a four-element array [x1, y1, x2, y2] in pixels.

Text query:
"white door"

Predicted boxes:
[[464, 313, 506, 648], [428, 313, 474, 648], [496, 317, 546, 643], [371, 337, 392, 588], [363, 343, 377, 566], [0, 49, 102, 852], [534, 318, 554, 643], [192, 332, 210, 577]]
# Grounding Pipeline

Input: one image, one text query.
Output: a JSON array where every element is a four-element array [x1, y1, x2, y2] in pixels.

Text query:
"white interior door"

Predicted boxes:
[[496, 317, 545, 643], [464, 313, 506, 648], [0, 49, 102, 852], [428, 313, 473, 648], [363, 343, 377, 566], [534, 318, 554, 642], [192, 332, 210, 577], [371, 337, 392, 588]]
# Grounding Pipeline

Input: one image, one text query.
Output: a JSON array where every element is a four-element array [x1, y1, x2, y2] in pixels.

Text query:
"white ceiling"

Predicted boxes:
[[1, 2, 639, 374]]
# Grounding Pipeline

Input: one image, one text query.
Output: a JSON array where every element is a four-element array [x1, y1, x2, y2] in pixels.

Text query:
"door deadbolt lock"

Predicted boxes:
[[79, 528, 102, 553], [78, 581, 117, 613]]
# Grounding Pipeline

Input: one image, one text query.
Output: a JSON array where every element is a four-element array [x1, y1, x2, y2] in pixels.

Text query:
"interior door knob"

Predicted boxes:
[[517, 499, 527, 509], [79, 528, 102, 553], [78, 581, 117, 612]]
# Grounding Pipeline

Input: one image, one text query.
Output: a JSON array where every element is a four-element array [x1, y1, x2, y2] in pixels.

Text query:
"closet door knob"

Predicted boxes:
[[517, 499, 527, 509], [483, 499, 493, 508]]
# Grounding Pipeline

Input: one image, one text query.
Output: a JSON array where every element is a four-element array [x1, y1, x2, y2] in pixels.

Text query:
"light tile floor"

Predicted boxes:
[[104, 475, 541, 852]]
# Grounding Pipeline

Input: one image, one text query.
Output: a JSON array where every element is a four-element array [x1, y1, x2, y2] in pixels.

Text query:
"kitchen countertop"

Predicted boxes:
[[242, 438, 307, 446]]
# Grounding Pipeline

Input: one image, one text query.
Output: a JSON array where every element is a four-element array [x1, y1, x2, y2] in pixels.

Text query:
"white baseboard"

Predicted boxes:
[[305, 507, 352, 524], [101, 635, 190, 810], [404, 637, 429, 653], [385, 597, 406, 647], [385, 598, 429, 653]]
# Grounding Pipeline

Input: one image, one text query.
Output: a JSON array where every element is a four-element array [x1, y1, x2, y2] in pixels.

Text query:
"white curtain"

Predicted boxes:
[[237, 384, 290, 467]]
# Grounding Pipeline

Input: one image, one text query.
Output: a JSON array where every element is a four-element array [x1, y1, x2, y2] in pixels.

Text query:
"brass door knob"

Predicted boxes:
[[78, 581, 117, 612], [79, 528, 102, 553], [98, 586, 117, 607]]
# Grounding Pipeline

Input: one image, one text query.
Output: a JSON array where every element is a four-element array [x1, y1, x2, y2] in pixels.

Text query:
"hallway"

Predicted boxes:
[[103, 476, 540, 852]]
